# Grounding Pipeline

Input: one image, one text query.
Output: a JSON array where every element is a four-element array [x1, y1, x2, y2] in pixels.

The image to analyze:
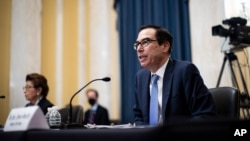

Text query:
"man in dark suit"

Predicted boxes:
[[133, 25, 217, 126], [83, 88, 110, 125]]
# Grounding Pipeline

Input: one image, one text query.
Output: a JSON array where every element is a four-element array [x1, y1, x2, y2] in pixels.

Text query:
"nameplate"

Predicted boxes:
[[3, 106, 49, 132]]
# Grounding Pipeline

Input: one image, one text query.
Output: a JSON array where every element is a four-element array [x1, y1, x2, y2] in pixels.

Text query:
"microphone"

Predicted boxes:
[[0, 95, 5, 99], [67, 77, 111, 128]]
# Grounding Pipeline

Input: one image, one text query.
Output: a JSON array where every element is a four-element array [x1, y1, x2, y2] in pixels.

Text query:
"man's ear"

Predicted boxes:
[[162, 41, 170, 53]]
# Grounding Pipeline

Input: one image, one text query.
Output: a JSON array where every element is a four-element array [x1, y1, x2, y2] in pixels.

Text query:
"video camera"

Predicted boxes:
[[212, 17, 250, 48]]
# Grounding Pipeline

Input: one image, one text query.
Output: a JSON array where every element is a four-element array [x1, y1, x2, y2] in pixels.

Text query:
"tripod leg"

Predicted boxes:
[[228, 52, 249, 94], [235, 57, 249, 94], [227, 52, 250, 120], [228, 58, 240, 89], [216, 54, 227, 87]]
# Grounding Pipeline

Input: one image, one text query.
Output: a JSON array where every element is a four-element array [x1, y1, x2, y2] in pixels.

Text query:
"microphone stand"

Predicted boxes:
[[64, 77, 110, 129]]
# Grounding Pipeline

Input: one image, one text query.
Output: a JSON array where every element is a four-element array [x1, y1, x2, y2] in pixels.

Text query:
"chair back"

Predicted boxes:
[[59, 105, 84, 124], [209, 86, 240, 120]]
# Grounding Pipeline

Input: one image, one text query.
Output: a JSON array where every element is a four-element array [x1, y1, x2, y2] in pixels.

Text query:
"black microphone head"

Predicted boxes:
[[102, 77, 111, 82]]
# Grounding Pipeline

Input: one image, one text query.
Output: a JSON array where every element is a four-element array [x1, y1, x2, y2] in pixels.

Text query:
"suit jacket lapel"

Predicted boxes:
[[141, 71, 151, 119], [162, 58, 174, 118]]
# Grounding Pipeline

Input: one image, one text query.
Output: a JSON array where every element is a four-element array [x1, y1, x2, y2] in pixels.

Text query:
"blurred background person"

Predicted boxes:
[[23, 72, 54, 115], [83, 88, 110, 125]]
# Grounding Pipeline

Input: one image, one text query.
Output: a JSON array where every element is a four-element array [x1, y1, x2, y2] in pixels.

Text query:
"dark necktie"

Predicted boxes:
[[88, 110, 95, 124], [150, 74, 159, 125]]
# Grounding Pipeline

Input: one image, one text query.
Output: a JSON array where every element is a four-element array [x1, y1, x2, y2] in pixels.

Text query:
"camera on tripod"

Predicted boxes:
[[212, 17, 250, 48]]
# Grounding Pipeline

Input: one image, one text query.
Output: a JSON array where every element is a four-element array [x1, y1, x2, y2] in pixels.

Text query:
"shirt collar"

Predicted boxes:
[[35, 96, 43, 105], [91, 103, 98, 111], [151, 58, 169, 79]]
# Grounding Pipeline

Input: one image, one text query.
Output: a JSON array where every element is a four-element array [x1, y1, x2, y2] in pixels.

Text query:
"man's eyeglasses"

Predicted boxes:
[[23, 85, 35, 90], [133, 38, 157, 50]]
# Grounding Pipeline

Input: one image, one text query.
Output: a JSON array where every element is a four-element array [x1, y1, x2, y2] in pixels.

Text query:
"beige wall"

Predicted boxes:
[[0, 0, 120, 125], [0, 0, 11, 126], [190, 0, 231, 88]]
